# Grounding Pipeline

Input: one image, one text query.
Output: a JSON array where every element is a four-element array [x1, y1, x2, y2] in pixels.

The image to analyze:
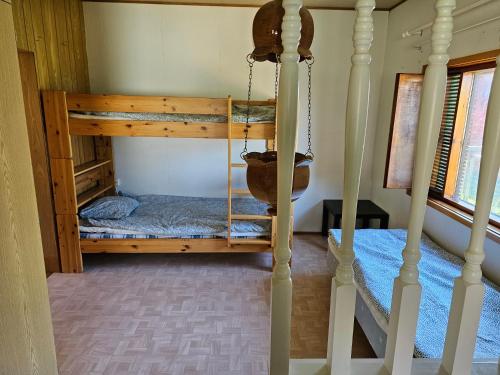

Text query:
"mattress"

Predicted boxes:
[[69, 104, 275, 124], [80, 194, 271, 239], [79, 233, 268, 239], [329, 229, 500, 359]]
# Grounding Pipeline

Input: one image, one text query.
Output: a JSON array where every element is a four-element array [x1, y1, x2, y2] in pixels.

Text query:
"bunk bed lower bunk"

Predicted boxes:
[[327, 229, 500, 359], [78, 194, 274, 253], [42, 91, 279, 273]]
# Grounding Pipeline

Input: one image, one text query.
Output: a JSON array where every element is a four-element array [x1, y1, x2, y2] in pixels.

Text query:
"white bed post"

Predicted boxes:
[[441, 55, 500, 375], [384, 1, 455, 374], [269, 0, 302, 373], [326, 1, 375, 374]]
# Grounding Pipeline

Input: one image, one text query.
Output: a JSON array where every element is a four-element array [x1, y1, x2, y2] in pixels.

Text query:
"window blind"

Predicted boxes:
[[429, 73, 462, 195]]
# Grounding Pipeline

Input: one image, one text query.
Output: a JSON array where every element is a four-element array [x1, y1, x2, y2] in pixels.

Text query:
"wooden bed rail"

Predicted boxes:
[[66, 93, 229, 114], [80, 238, 272, 253], [66, 94, 275, 113], [68, 118, 275, 139]]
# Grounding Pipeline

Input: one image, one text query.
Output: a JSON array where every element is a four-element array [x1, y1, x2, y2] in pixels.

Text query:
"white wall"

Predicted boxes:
[[371, 0, 500, 284], [83, 2, 388, 232]]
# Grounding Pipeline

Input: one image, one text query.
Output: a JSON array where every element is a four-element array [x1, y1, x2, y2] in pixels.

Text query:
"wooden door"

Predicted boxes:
[[18, 50, 60, 273]]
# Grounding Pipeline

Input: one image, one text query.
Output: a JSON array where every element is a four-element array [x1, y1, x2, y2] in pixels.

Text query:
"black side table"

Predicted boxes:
[[322, 200, 389, 236]]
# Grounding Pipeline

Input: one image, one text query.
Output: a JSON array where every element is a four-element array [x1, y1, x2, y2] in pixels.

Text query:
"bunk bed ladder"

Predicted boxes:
[[227, 96, 273, 247]]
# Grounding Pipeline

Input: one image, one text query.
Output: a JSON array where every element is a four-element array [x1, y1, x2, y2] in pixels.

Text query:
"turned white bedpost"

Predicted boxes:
[[384, 1, 455, 374], [269, 0, 302, 373], [441, 55, 500, 375], [326, 1, 375, 373]]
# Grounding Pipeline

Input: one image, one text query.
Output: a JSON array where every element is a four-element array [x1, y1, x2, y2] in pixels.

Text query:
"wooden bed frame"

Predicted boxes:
[[42, 91, 281, 273]]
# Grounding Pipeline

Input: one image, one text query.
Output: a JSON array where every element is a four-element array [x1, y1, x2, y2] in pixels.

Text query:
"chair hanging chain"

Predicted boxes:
[[305, 57, 314, 158], [272, 54, 280, 151], [274, 55, 280, 100], [241, 54, 255, 159], [242, 55, 312, 156]]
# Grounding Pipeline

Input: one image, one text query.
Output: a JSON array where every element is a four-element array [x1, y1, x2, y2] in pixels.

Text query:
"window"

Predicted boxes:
[[385, 50, 499, 229]]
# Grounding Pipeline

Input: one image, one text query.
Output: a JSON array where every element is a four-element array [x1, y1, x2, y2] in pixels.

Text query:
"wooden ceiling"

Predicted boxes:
[[84, 0, 408, 11]]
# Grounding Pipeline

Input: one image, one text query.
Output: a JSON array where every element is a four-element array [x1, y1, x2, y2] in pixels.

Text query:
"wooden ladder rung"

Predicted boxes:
[[232, 214, 272, 220], [229, 238, 272, 245], [232, 189, 252, 195], [231, 163, 247, 168]]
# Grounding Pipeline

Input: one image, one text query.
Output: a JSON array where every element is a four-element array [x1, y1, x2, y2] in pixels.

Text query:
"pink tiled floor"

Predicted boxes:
[[47, 235, 349, 374]]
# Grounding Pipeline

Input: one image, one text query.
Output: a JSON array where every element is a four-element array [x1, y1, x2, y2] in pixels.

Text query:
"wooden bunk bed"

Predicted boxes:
[[42, 91, 280, 273]]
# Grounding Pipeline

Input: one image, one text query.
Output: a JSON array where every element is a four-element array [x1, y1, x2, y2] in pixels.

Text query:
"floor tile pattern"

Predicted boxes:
[[48, 234, 373, 374]]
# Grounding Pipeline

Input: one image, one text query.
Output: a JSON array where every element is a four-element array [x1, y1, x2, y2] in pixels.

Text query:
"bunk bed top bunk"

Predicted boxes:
[[47, 92, 276, 139], [69, 103, 275, 125]]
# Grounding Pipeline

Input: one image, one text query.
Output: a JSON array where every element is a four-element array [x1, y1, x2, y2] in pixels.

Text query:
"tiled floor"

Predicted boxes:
[[48, 234, 374, 375]]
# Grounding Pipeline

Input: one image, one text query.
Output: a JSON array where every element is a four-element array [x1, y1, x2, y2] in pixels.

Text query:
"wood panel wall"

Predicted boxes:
[[11, 0, 94, 167], [0, 2, 58, 372], [11, 0, 94, 272]]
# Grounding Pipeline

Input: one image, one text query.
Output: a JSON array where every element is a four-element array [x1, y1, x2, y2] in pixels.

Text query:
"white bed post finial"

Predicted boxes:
[[441, 55, 500, 375], [384, 1, 455, 374], [269, 0, 302, 373], [326, 1, 375, 373]]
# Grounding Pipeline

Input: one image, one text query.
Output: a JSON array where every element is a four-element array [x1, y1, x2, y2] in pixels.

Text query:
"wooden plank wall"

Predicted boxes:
[[0, 2, 58, 372], [11, 0, 94, 167], [18, 51, 61, 274], [11, 0, 94, 273]]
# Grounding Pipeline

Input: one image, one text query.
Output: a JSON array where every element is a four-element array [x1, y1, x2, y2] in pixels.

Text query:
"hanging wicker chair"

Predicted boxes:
[[244, 151, 312, 215]]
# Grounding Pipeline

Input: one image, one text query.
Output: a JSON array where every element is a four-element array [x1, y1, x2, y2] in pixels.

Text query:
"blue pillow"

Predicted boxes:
[[79, 196, 139, 220]]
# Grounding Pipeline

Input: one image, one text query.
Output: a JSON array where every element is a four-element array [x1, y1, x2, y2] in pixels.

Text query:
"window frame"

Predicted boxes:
[[427, 60, 498, 228], [400, 49, 500, 242]]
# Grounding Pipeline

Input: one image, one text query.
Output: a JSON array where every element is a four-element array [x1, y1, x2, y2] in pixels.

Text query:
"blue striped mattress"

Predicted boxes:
[[79, 194, 271, 239], [80, 233, 268, 240], [329, 229, 500, 359]]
